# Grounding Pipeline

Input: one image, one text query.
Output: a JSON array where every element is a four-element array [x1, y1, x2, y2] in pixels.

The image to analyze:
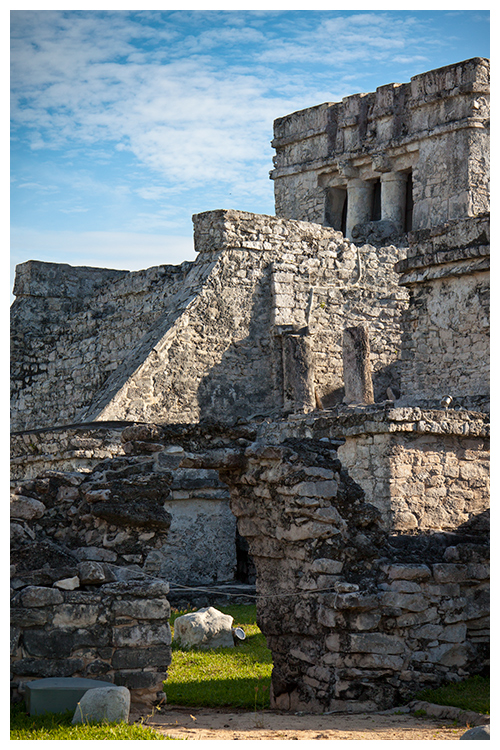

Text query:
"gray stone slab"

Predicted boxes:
[[25, 676, 110, 716]]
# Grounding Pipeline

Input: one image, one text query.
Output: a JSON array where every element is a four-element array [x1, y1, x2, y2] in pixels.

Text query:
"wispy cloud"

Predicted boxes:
[[12, 9, 466, 199]]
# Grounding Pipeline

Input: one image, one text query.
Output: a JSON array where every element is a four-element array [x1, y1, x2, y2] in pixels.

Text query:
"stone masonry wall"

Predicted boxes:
[[11, 210, 408, 430], [10, 412, 489, 713], [190, 428, 488, 713], [10, 424, 126, 481], [11, 579, 171, 708], [83, 209, 406, 422], [336, 411, 489, 531], [396, 216, 489, 405], [11, 259, 196, 431], [113, 417, 488, 713], [250, 406, 489, 533], [271, 58, 489, 233], [10, 425, 239, 586]]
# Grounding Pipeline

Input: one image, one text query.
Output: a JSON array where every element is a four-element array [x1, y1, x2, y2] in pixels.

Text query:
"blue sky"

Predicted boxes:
[[10, 5, 490, 293]]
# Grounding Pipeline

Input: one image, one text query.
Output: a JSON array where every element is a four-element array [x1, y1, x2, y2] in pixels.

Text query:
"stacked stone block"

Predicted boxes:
[[211, 431, 489, 713], [11, 578, 171, 707]]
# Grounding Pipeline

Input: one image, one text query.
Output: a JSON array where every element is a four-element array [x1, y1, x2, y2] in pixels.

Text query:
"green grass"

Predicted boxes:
[[415, 675, 490, 715], [165, 604, 273, 709], [9, 702, 174, 740]]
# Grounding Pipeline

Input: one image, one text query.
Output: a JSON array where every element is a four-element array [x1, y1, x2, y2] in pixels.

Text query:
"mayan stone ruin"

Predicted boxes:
[[11, 58, 489, 712]]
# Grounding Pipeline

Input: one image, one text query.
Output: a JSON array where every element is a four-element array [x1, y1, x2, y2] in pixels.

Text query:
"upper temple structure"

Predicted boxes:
[[271, 56, 489, 235], [11, 59, 490, 714]]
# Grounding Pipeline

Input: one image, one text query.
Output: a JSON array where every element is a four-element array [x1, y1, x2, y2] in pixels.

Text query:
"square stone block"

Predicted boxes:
[[25, 676, 110, 716]]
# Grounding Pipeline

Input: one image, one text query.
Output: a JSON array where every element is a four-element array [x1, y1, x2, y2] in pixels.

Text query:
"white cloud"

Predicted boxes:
[[11, 9, 448, 199]]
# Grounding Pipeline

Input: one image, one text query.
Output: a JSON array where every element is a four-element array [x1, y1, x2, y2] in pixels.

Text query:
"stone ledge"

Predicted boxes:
[[267, 405, 489, 440]]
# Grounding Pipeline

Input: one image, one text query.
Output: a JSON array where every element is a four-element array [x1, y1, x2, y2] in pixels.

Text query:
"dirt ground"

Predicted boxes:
[[134, 704, 475, 741]]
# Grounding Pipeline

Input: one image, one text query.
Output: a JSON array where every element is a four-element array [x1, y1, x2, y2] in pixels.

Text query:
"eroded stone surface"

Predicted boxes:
[[72, 685, 131, 725]]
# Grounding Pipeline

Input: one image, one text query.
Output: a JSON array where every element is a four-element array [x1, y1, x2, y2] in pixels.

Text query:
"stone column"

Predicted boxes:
[[280, 328, 316, 413], [345, 179, 374, 239], [380, 172, 408, 232], [343, 325, 374, 404]]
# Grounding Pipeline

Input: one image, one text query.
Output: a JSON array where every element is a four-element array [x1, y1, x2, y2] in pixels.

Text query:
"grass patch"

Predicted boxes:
[[165, 604, 273, 709], [415, 675, 490, 715], [10, 702, 174, 740]]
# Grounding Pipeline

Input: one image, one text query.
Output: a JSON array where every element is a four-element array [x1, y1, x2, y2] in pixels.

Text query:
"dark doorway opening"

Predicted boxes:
[[236, 530, 256, 584], [371, 178, 381, 222], [325, 187, 347, 235], [404, 171, 413, 231]]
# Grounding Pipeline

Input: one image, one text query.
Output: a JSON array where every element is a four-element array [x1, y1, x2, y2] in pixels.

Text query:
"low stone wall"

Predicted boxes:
[[11, 414, 489, 714], [10, 577, 171, 707], [335, 407, 489, 531], [213, 434, 489, 713], [259, 405, 489, 532], [10, 424, 126, 480]]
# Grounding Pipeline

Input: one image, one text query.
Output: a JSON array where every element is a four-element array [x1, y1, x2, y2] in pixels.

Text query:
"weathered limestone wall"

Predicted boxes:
[[108, 417, 488, 713], [10, 424, 126, 481], [11, 579, 171, 708], [335, 408, 489, 531], [256, 406, 489, 532], [81, 210, 406, 421], [11, 412, 489, 713], [206, 429, 488, 713], [11, 259, 196, 431], [396, 216, 489, 405], [11, 210, 408, 430], [10, 425, 240, 586], [271, 58, 489, 236]]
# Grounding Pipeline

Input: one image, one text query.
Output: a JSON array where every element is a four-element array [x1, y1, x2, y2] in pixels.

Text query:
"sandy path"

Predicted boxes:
[[135, 704, 480, 741]]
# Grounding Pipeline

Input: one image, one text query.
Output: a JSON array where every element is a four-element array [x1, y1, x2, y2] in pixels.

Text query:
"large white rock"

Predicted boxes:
[[71, 685, 130, 725], [174, 606, 234, 648]]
